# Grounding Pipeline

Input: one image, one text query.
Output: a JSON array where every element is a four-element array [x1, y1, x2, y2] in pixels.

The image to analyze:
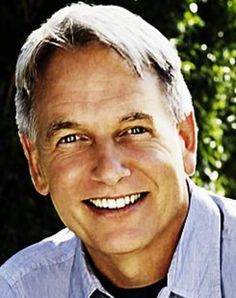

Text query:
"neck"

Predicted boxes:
[[86, 208, 187, 288]]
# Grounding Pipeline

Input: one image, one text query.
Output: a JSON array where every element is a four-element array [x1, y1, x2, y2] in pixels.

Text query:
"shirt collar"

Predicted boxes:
[[70, 240, 112, 298], [167, 180, 222, 297], [70, 180, 222, 298]]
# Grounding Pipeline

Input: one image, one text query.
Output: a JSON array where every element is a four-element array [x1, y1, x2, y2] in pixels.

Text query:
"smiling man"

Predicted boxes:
[[1, 2, 236, 298]]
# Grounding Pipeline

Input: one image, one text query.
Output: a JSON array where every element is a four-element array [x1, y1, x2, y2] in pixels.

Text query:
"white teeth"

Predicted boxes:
[[89, 193, 143, 210], [102, 198, 108, 208], [92, 200, 99, 208], [125, 196, 130, 205], [97, 199, 102, 208], [107, 199, 116, 209], [131, 195, 135, 203], [116, 198, 125, 208]]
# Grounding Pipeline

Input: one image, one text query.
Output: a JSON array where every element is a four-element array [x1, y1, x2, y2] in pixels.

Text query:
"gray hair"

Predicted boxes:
[[15, 1, 193, 141]]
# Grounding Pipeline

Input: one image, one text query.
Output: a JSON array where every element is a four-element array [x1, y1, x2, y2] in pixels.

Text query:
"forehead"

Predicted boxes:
[[38, 42, 137, 81], [36, 45, 131, 108], [36, 42, 159, 96], [34, 43, 172, 128]]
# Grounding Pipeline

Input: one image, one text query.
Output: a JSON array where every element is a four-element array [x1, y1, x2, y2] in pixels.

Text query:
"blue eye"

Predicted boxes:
[[59, 134, 79, 144], [58, 134, 89, 145], [127, 127, 148, 135]]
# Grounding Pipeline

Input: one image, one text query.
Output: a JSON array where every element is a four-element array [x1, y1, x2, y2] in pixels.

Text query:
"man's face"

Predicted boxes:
[[23, 44, 196, 258]]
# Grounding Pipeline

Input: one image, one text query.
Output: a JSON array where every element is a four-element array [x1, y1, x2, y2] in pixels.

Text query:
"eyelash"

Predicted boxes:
[[126, 126, 148, 135], [57, 134, 88, 145], [57, 126, 149, 146]]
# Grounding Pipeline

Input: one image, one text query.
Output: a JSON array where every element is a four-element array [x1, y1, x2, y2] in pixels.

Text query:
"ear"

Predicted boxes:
[[177, 112, 198, 176], [19, 133, 49, 196]]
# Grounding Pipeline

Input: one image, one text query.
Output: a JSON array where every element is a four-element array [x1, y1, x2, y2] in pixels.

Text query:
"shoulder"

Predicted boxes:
[[188, 184, 236, 295], [189, 182, 236, 257], [204, 188, 236, 235], [205, 191, 236, 295], [193, 183, 236, 232], [0, 228, 77, 290]]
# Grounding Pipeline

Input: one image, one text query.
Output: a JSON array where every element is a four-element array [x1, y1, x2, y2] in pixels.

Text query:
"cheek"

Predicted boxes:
[[46, 153, 90, 196], [131, 145, 187, 213], [46, 156, 88, 225], [126, 142, 184, 177]]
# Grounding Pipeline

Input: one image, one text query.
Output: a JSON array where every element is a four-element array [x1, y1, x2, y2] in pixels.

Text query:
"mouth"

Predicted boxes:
[[84, 192, 148, 211]]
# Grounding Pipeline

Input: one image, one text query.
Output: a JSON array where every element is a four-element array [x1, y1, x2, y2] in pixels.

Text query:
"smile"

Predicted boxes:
[[87, 192, 146, 210]]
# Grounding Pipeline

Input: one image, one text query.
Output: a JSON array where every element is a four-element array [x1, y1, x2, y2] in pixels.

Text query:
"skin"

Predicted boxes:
[[20, 43, 197, 288]]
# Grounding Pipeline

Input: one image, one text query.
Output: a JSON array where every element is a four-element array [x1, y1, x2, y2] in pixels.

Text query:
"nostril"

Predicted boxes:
[[91, 159, 131, 186]]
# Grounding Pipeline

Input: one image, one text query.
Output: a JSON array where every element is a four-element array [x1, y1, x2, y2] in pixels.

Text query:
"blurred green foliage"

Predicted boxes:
[[0, 0, 235, 264], [176, 0, 236, 196]]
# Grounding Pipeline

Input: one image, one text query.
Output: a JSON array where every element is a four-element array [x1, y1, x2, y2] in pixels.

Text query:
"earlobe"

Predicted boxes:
[[178, 112, 198, 176], [19, 133, 49, 196]]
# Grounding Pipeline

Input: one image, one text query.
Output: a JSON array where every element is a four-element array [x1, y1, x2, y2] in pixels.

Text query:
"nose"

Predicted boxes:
[[91, 144, 131, 186]]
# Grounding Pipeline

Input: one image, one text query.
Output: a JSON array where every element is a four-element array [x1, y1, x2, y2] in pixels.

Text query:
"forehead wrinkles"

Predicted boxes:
[[34, 42, 169, 107], [33, 44, 170, 130], [34, 46, 147, 109]]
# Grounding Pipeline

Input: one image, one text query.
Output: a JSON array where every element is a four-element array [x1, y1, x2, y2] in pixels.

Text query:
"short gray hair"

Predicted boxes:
[[15, 1, 193, 141]]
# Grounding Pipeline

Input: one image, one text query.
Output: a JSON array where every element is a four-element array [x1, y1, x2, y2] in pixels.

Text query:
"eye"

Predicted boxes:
[[118, 126, 151, 140], [126, 126, 148, 135], [57, 134, 89, 145]]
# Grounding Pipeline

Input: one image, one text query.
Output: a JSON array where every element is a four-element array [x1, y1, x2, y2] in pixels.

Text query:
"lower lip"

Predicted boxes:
[[86, 193, 148, 216]]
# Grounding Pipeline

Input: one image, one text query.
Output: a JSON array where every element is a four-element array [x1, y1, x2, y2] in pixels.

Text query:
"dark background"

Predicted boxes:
[[1, 0, 236, 264]]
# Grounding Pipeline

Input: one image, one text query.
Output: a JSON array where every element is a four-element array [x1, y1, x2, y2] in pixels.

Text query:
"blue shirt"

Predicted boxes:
[[1, 182, 236, 298]]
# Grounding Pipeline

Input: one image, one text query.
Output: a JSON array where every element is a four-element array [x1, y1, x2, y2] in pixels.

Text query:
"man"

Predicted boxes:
[[0, 2, 235, 297]]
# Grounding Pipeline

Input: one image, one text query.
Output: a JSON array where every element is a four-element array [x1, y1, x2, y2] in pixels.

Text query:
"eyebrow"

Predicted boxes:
[[119, 112, 154, 124], [45, 112, 153, 139], [46, 121, 81, 139]]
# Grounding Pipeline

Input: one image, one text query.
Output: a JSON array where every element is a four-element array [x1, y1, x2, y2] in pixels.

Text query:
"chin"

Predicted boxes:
[[90, 231, 151, 256]]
